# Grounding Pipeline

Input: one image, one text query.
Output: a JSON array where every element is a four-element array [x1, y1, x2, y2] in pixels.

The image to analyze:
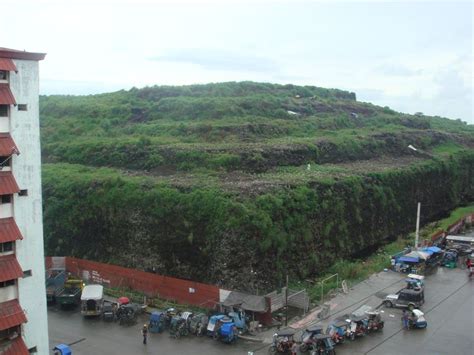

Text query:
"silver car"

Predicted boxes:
[[383, 289, 424, 310]]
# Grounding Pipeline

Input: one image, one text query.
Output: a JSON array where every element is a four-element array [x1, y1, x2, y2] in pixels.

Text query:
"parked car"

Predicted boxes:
[[383, 288, 424, 310]]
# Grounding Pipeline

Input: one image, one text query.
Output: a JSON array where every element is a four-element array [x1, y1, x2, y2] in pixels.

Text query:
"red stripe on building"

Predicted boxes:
[[0, 218, 23, 243], [0, 133, 20, 156], [0, 300, 27, 331], [0, 85, 16, 105], [0, 255, 23, 283], [0, 58, 17, 72], [0, 48, 46, 61], [0, 172, 19, 195], [0, 336, 29, 355]]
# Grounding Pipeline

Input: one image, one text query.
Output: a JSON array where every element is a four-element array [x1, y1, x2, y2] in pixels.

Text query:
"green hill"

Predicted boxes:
[[40, 81, 474, 291]]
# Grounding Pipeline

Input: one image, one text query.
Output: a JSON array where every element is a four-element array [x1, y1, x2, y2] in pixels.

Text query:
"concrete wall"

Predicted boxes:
[[9, 59, 49, 354]]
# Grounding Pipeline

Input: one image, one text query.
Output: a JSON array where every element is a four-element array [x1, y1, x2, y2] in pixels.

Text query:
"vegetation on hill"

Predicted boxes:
[[40, 81, 474, 291]]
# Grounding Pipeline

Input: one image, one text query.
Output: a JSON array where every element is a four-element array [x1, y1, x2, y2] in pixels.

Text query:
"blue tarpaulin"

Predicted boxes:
[[399, 256, 420, 263], [423, 246, 442, 253]]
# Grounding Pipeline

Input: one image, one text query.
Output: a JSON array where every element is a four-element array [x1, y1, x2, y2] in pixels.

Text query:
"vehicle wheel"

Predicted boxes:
[[383, 300, 393, 308], [268, 345, 277, 354], [350, 333, 355, 341], [379, 322, 384, 329], [300, 343, 308, 353]]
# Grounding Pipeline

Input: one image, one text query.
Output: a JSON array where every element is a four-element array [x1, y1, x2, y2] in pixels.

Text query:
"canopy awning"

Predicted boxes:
[[0, 218, 23, 243], [399, 256, 419, 263], [0, 336, 29, 355], [0, 254, 23, 282], [0, 133, 19, 156], [0, 85, 15, 105], [0, 300, 27, 331], [221, 291, 268, 312], [405, 250, 430, 260], [0, 172, 20, 195], [0, 58, 17, 72], [423, 246, 442, 253]]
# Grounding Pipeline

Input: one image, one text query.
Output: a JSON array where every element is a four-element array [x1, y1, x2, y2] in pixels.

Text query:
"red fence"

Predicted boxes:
[[430, 212, 474, 243], [45, 256, 219, 308]]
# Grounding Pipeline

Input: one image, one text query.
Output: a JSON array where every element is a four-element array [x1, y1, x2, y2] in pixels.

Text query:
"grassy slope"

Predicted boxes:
[[40, 81, 474, 290]]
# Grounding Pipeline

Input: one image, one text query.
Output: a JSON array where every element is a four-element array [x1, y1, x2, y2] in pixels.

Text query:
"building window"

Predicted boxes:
[[18, 104, 27, 111], [0, 105, 8, 117], [23, 270, 32, 278], [0, 156, 11, 168], [28, 347, 38, 354], [0, 195, 12, 204], [0, 325, 20, 341], [0, 279, 15, 288], [0, 241, 13, 253], [19, 189, 28, 196], [0, 70, 8, 82]]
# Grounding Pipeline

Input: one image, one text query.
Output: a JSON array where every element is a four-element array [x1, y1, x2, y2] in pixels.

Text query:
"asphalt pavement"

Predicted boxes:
[[334, 266, 473, 355], [48, 266, 473, 355], [48, 307, 257, 355]]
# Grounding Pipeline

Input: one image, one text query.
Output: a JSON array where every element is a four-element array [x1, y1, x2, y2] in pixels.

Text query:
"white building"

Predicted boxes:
[[0, 48, 48, 354]]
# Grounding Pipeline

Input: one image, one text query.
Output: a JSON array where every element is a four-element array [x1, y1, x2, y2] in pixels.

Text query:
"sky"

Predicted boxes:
[[1, 0, 472, 123]]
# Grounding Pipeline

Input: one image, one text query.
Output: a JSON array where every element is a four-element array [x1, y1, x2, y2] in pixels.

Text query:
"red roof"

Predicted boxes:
[[0, 58, 17, 72], [0, 172, 19, 195], [0, 218, 23, 243], [0, 48, 46, 61], [0, 133, 19, 156], [0, 254, 23, 283], [0, 84, 16, 105], [0, 300, 27, 331], [0, 336, 29, 355]]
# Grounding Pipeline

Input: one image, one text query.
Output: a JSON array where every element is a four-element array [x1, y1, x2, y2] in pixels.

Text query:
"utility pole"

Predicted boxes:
[[285, 274, 288, 326], [415, 202, 421, 250]]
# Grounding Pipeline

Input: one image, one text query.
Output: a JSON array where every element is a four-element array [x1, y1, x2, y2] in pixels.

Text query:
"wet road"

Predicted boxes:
[[335, 267, 474, 355], [48, 308, 258, 355], [49, 267, 473, 355]]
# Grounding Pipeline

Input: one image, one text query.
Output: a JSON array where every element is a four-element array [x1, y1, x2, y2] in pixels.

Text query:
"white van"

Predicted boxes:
[[81, 284, 104, 316]]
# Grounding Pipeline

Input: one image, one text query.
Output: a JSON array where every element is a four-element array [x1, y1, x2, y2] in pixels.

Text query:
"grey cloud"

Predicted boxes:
[[150, 49, 279, 73]]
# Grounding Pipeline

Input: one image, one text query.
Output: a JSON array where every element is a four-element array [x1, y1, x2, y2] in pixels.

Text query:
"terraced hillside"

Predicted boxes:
[[40, 82, 474, 291]]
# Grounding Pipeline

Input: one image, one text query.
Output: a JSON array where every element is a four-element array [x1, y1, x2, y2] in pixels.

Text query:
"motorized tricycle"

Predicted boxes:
[[207, 314, 231, 337], [116, 304, 138, 326], [170, 315, 189, 338], [214, 322, 238, 344], [299, 325, 324, 352], [268, 330, 296, 354], [310, 334, 336, 355], [164, 307, 178, 328], [365, 311, 384, 332], [406, 309, 427, 329], [149, 311, 165, 333], [189, 313, 208, 336], [326, 320, 350, 345], [228, 310, 248, 333], [347, 315, 368, 340]]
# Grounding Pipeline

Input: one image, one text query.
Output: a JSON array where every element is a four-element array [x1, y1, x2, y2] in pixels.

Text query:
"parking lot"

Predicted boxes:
[[48, 264, 473, 355]]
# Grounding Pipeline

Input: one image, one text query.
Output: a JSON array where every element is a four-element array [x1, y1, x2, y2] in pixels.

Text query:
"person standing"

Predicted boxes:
[[142, 324, 148, 345], [402, 310, 409, 329]]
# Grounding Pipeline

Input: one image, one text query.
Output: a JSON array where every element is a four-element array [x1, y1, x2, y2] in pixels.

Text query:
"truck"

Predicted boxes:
[[56, 277, 84, 307], [45, 269, 67, 303]]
